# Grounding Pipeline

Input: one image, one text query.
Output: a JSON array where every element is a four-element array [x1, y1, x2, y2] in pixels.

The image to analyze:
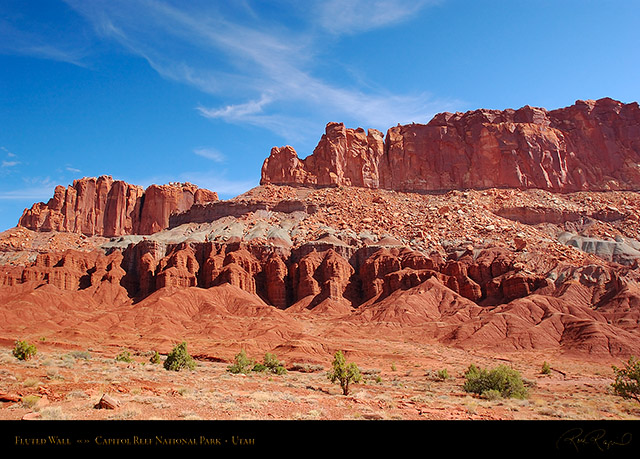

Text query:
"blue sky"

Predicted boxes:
[[1, 0, 639, 232]]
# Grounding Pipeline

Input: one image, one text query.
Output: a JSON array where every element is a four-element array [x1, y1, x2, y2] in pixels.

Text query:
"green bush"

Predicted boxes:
[[541, 361, 551, 375], [259, 352, 287, 375], [163, 342, 196, 371], [327, 350, 362, 396], [463, 364, 528, 399], [227, 349, 254, 374], [13, 340, 37, 361], [436, 369, 450, 381], [611, 356, 640, 403], [115, 350, 133, 363]]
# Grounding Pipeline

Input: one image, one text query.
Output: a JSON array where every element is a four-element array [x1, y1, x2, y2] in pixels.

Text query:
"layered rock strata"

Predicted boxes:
[[261, 98, 640, 192], [0, 236, 619, 313]]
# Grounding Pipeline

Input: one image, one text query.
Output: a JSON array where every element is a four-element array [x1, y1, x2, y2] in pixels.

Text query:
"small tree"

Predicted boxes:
[[541, 361, 551, 375], [164, 341, 196, 371], [13, 340, 37, 361], [327, 350, 362, 396], [611, 356, 640, 403]]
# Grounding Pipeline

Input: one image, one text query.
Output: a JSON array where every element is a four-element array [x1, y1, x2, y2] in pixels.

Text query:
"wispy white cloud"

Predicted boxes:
[[197, 94, 272, 122], [315, 0, 440, 35], [1, 147, 16, 157], [0, 16, 90, 66], [1, 147, 20, 169], [193, 147, 225, 163], [63, 0, 455, 141], [0, 176, 58, 201], [0, 187, 52, 200], [66, 166, 82, 173]]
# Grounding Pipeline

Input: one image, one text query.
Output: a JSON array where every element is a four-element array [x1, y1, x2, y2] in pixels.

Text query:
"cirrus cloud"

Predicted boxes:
[[62, 0, 457, 143]]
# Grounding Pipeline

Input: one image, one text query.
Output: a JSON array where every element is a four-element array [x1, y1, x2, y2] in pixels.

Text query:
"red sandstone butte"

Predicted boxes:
[[18, 176, 218, 236], [260, 98, 640, 192]]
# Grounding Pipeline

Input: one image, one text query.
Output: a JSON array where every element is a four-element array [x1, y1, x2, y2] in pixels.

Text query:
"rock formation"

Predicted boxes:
[[18, 176, 218, 237], [261, 98, 640, 192], [261, 122, 385, 188], [2, 97, 640, 360]]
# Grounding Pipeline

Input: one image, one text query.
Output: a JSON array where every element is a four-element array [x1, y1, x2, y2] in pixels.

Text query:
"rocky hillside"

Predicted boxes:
[[261, 98, 640, 192]]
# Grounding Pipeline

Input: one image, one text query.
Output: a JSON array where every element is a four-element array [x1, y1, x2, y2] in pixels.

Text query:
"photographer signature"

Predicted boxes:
[[557, 428, 632, 453]]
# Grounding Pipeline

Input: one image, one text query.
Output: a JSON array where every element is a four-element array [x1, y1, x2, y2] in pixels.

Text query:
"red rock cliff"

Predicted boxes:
[[261, 98, 640, 192], [261, 122, 385, 188], [18, 176, 218, 236]]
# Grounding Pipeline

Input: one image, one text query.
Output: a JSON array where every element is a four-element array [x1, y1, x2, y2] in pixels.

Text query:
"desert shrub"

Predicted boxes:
[[481, 389, 502, 401], [40, 407, 67, 420], [164, 342, 196, 371], [463, 364, 528, 399], [291, 363, 324, 373], [69, 350, 91, 360], [259, 352, 287, 375], [327, 350, 362, 396], [22, 377, 41, 388], [115, 350, 133, 363], [252, 362, 267, 372], [149, 351, 161, 365], [541, 361, 551, 375], [13, 340, 37, 361], [436, 369, 450, 381], [611, 356, 640, 403], [21, 395, 41, 409], [227, 349, 254, 374], [361, 368, 382, 384]]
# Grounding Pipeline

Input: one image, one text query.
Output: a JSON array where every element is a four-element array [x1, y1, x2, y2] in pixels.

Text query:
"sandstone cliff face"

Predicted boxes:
[[18, 176, 218, 237], [261, 98, 640, 192]]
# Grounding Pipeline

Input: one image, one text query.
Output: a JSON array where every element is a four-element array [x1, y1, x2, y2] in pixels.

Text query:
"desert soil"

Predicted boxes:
[[2, 337, 638, 423]]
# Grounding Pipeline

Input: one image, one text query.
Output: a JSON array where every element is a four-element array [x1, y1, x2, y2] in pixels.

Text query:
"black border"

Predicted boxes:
[[2, 419, 639, 455]]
